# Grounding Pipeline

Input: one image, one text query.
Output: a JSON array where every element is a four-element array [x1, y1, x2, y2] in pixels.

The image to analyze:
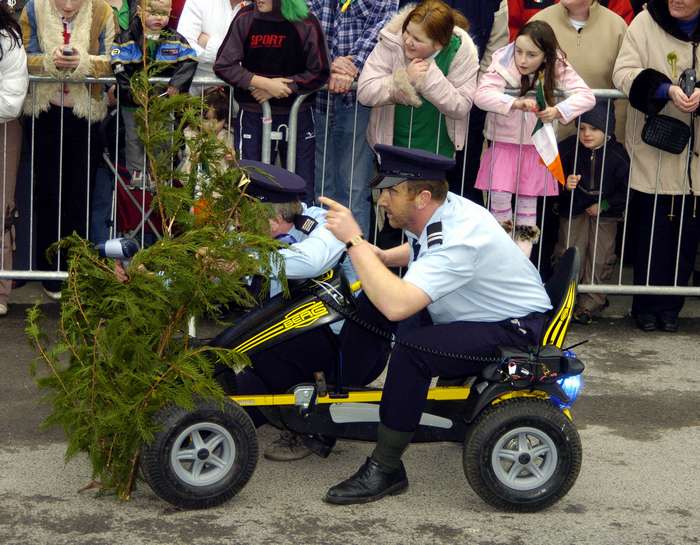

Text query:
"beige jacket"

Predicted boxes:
[[20, 0, 115, 121], [613, 8, 700, 195], [531, 1, 628, 141], [481, 0, 509, 77]]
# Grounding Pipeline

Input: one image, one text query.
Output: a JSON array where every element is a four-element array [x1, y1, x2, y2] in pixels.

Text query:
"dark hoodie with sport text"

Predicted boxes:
[[214, 0, 330, 113]]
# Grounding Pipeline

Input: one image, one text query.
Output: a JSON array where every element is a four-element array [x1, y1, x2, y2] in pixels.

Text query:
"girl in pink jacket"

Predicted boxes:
[[474, 21, 595, 256], [357, 0, 479, 158]]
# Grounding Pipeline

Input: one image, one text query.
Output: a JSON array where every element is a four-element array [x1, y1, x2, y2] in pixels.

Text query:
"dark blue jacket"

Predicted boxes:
[[558, 135, 630, 219], [111, 17, 197, 107]]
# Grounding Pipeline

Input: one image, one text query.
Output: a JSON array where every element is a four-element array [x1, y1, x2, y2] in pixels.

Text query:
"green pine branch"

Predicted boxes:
[[26, 52, 285, 499]]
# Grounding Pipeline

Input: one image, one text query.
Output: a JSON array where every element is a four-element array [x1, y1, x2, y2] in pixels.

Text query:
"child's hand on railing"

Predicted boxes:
[[107, 85, 117, 106], [264, 77, 293, 99], [251, 88, 273, 103], [566, 174, 580, 190]]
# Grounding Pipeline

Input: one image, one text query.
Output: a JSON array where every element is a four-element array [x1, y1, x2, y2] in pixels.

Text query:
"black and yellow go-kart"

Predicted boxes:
[[139, 248, 585, 512]]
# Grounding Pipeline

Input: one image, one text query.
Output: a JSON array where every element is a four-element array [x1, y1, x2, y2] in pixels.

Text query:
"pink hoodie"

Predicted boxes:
[[475, 43, 595, 145], [357, 5, 479, 151]]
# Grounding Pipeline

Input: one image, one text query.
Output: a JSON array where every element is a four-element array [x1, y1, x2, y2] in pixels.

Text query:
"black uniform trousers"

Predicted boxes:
[[631, 190, 700, 317], [380, 309, 547, 432], [235, 293, 394, 427], [235, 293, 547, 432]]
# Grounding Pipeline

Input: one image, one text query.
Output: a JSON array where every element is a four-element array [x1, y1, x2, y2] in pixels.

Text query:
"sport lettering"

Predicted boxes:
[[249, 34, 287, 48]]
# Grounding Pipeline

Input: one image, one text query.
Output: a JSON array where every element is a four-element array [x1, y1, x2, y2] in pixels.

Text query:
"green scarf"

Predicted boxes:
[[394, 34, 461, 158]]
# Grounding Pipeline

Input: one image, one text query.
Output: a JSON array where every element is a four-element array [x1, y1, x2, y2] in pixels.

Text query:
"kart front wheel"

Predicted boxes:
[[463, 398, 582, 512], [141, 399, 258, 509]]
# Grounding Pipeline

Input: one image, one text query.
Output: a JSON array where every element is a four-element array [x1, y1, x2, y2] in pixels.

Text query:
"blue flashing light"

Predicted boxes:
[[556, 374, 584, 407]]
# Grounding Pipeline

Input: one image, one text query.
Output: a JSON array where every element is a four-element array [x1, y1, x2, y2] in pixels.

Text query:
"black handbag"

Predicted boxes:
[[641, 114, 691, 154]]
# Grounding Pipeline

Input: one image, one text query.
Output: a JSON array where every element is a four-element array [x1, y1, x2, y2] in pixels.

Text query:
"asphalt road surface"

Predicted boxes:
[[1, 300, 699, 545]]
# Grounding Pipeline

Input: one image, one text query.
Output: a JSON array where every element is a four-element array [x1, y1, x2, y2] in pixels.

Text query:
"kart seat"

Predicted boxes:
[[540, 247, 580, 348], [476, 247, 581, 383]]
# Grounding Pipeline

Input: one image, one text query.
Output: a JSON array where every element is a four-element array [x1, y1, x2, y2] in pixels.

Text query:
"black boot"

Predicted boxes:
[[324, 457, 408, 505], [658, 311, 679, 333]]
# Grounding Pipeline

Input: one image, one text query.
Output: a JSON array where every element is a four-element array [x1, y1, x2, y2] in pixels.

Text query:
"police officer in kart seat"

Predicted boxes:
[[238, 160, 347, 299], [318, 144, 553, 505]]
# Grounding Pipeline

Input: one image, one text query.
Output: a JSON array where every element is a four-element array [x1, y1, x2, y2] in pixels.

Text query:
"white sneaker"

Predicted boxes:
[[43, 287, 62, 301], [0, 303, 7, 316]]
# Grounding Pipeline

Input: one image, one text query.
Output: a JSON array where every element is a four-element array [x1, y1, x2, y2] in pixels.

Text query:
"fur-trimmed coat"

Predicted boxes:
[[612, 0, 700, 194], [356, 4, 479, 151], [20, 0, 115, 121]]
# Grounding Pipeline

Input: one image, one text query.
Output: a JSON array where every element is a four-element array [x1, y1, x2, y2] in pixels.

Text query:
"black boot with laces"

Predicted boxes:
[[324, 457, 408, 505]]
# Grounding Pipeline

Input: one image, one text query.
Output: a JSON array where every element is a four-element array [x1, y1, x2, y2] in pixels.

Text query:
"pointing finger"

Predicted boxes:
[[318, 196, 344, 210]]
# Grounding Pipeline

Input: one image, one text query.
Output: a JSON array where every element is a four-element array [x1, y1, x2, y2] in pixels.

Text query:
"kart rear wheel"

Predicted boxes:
[[463, 398, 581, 512], [141, 399, 258, 509]]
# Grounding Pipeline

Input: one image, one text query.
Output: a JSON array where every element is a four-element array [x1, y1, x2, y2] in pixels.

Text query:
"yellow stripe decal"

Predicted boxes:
[[230, 386, 471, 407], [542, 282, 575, 347], [317, 270, 334, 282], [547, 285, 572, 345], [490, 390, 549, 405], [552, 284, 576, 347], [233, 300, 329, 353]]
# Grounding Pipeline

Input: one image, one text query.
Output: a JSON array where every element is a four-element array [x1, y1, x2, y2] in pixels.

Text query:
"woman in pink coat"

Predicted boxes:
[[357, 0, 479, 159], [474, 20, 595, 256]]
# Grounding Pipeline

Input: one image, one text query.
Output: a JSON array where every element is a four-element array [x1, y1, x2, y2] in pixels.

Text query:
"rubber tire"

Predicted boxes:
[[463, 398, 582, 512], [141, 399, 258, 509]]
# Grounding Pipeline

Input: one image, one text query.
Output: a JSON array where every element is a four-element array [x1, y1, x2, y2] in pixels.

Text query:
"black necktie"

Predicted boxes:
[[411, 238, 421, 261]]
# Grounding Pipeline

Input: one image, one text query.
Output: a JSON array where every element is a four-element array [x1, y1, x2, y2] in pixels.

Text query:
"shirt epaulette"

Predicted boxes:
[[426, 221, 443, 248], [294, 214, 318, 235]]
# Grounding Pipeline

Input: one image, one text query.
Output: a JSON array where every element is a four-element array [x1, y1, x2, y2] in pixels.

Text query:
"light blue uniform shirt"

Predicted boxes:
[[403, 193, 552, 324], [269, 204, 347, 297]]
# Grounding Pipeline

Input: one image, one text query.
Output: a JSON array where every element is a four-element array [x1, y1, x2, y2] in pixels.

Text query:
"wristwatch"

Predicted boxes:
[[345, 234, 365, 250]]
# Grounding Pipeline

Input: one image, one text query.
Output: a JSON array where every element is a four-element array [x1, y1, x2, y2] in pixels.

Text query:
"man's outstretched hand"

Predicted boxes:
[[318, 196, 363, 244]]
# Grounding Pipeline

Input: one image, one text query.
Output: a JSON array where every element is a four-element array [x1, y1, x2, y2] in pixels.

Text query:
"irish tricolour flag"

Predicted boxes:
[[531, 74, 565, 186]]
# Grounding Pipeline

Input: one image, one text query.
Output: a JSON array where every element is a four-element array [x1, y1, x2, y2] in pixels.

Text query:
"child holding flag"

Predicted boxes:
[[473, 20, 594, 257]]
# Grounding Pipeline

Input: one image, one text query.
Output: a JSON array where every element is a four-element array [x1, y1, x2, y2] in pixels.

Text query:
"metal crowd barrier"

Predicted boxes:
[[1, 76, 699, 298]]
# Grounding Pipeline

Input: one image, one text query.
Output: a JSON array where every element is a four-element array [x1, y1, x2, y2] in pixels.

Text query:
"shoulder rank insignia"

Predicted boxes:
[[426, 221, 443, 248], [294, 215, 318, 235]]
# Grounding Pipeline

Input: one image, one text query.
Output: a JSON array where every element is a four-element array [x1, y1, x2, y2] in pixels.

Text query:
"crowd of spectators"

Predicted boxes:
[[0, 0, 698, 332]]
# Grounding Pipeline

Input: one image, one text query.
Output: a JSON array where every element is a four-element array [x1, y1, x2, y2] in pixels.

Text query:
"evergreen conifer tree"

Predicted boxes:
[[26, 20, 283, 499]]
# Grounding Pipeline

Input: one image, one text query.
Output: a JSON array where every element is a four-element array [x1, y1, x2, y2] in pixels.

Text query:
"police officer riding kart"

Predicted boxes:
[[136, 146, 586, 512]]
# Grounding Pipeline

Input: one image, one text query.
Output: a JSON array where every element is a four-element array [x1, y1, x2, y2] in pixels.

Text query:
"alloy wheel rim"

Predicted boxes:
[[170, 422, 236, 487], [490, 426, 558, 491]]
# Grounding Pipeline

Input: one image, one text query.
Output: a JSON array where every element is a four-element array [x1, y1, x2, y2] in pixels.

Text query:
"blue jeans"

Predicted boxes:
[[89, 165, 114, 244], [314, 96, 375, 235]]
